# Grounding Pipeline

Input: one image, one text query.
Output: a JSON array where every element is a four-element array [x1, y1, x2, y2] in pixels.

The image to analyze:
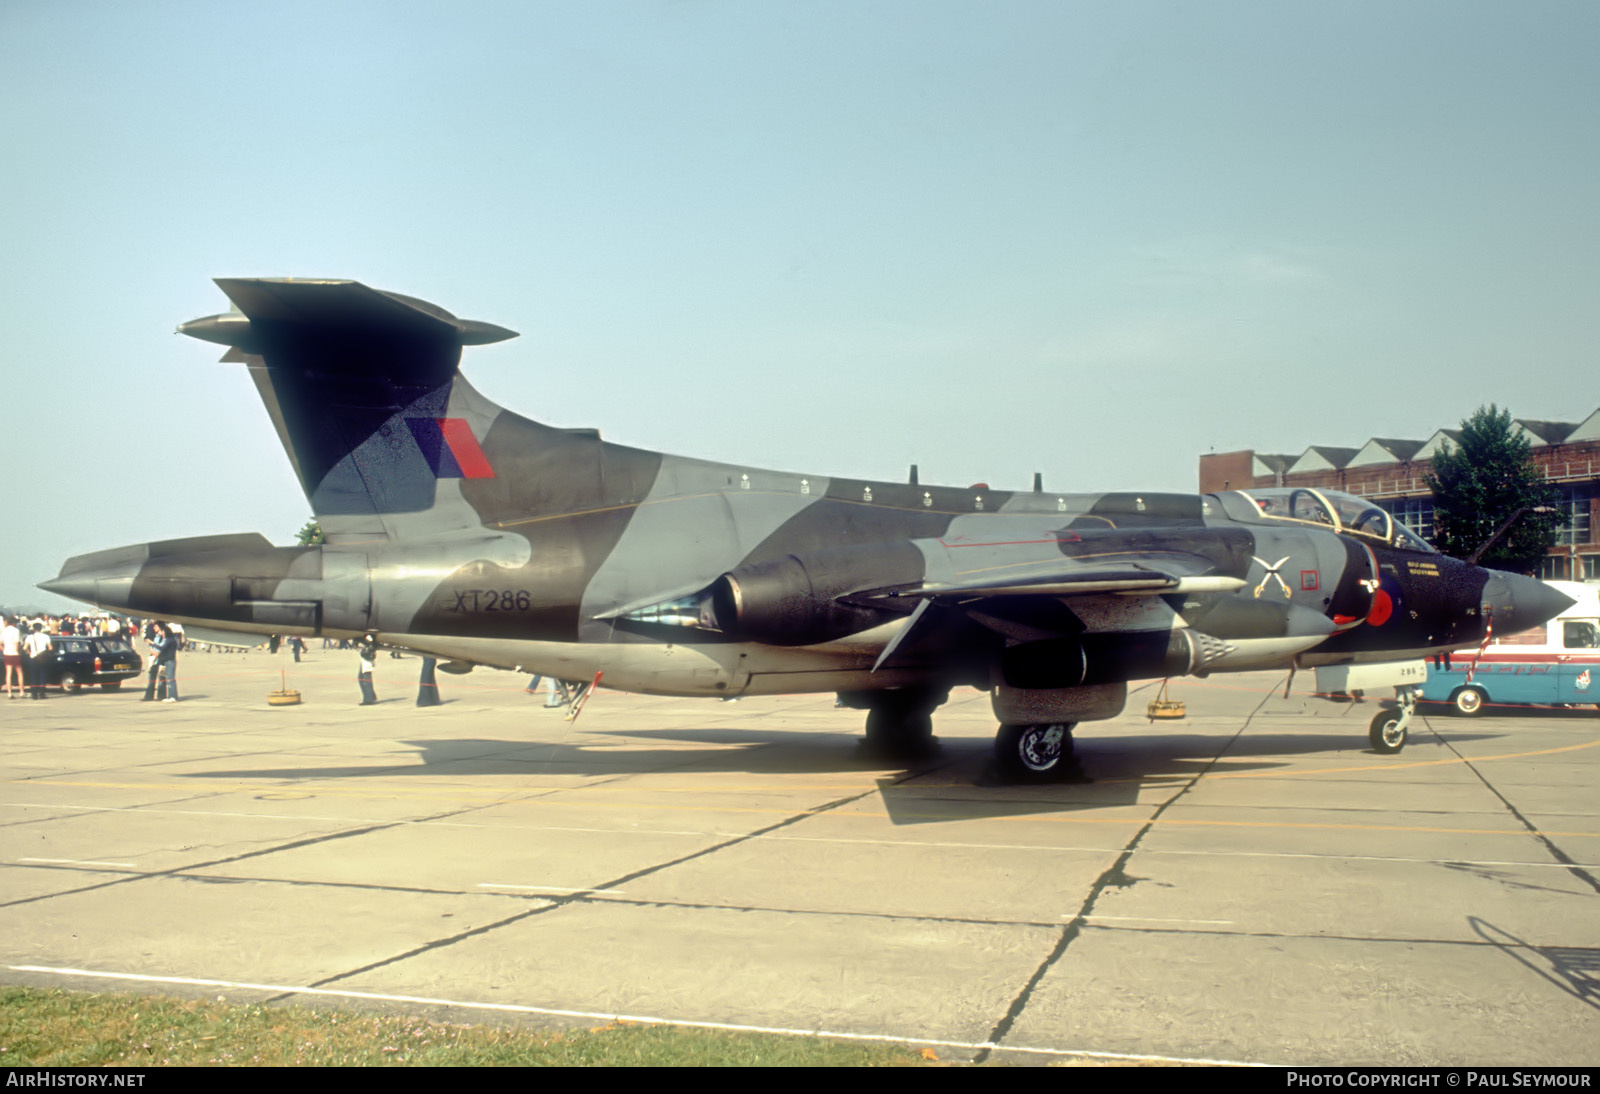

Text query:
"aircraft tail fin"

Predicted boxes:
[[179, 278, 520, 541]]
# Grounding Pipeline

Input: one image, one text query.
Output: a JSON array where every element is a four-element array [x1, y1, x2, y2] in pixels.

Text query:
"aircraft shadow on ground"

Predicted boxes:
[[1093, 720, 1528, 759], [182, 721, 1521, 785], [174, 720, 1492, 826], [169, 713, 1556, 826], [1470, 917, 1600, 1013], [185, 731, 944, 781], [184, 725, 1291, 781], [179, 731, 1158, 823]]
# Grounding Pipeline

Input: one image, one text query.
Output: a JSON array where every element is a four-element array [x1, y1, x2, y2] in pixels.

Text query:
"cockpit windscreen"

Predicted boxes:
[[1231, 488, 1435, 553]]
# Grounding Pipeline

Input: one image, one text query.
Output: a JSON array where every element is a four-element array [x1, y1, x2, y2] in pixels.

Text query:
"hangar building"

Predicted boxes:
[[1198, 407, 1600, 581]]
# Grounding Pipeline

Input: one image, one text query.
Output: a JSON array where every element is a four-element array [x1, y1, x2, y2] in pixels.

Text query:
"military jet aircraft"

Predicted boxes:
[[41, 279, 1572, 780]]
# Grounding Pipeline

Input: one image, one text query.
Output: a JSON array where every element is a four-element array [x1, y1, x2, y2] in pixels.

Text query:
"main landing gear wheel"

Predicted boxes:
[[1453, 688, 1485, 716], [856, 688, 945, 761], [863, 706, 936, 759], [994, 723, 1080, 783], [1368, 710, 1406, 754]]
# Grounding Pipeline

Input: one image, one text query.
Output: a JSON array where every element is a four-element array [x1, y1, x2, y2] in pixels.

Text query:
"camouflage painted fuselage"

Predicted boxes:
[[43, 280, 1571, 728]]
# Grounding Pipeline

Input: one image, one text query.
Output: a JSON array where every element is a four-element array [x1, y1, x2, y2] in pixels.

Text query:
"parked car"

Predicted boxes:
[[42, 635, 143, 692]]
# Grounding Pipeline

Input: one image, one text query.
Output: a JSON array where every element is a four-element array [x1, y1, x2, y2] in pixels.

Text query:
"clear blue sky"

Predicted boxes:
[[3, 1, 1596, 610]]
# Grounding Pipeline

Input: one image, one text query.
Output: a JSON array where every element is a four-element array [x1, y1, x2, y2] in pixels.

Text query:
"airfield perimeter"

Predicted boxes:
[[2, 650, 1596, 1066]]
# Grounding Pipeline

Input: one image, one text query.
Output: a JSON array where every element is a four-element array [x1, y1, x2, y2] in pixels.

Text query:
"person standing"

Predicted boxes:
[[357, 635, 378, 705], [23, 623, 53, 700], [156, 624, 180, 702], [141, 622, 165, 701], [2, 616, 22, 699], [288, 635, 306, 663]]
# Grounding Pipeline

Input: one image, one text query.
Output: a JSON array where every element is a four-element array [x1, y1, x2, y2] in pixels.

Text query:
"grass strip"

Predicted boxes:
[[1, 986, 933, 1067]]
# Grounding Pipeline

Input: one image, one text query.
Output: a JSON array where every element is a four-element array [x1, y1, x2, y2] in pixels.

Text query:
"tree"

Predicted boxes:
[[1425, 405, 1560, 573], [295, 520, 325, 546]]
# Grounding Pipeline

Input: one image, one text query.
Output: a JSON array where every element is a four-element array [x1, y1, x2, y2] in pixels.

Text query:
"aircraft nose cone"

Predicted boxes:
[[1482, 571, 1574, 634]]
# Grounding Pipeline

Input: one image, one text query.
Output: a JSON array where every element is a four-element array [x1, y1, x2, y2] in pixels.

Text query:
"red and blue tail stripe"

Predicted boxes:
[[407, 417, 496, 479]]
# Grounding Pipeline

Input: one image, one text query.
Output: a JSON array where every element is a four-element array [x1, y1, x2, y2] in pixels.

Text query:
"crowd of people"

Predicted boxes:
[[2, 615, 52, 699], [3, 609, 589, 710], [1, 612, 185, 702], [3, 613, 136, 639]]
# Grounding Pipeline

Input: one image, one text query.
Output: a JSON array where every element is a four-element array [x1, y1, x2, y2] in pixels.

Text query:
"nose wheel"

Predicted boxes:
[[1368, 685, 1418, 754]]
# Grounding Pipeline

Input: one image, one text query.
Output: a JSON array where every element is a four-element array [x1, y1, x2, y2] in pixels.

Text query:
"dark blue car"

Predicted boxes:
[[42, 635, 143, 692]]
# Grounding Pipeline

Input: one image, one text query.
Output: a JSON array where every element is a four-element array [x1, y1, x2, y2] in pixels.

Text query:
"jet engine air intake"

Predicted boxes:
[[708, 546, 921, 646], [711, 558, 875, 646]]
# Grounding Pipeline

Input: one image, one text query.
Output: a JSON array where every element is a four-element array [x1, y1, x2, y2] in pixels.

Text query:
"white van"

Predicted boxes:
[[1421, 581, 1600, 714]]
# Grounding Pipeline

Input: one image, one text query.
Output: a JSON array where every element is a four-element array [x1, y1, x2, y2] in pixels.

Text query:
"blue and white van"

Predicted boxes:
[[1421, 580, 1600, 714]]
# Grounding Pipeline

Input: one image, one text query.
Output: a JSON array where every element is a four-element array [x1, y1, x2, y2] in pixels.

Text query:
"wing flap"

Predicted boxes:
[[862, 569, 1244, 602]]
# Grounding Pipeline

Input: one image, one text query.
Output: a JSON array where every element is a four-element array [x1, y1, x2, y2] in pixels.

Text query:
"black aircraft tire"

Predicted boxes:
[[59, 673, 79, 694], [994, 723, 1076, 783], [1453, 688, 1486, 716], [1368, 710, 1406, 754], [863, 707, 937, 761]]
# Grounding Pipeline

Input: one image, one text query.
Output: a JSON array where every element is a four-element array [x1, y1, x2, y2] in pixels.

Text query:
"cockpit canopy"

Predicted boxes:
[[1221, 487, 1435, 553]]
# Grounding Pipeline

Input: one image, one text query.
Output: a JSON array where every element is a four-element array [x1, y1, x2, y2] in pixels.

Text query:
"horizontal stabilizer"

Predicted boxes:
[[178, 278, 517, 353]]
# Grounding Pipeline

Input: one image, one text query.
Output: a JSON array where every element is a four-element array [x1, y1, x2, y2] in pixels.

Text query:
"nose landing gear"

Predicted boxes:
[[1369, 684, 1418, 754]]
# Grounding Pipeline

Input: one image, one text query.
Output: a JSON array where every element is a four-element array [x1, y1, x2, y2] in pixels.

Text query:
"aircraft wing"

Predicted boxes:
[[855, 532, 1247, 603], [848, 534, 1251, 670], [870, 567, 1245, 600]]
